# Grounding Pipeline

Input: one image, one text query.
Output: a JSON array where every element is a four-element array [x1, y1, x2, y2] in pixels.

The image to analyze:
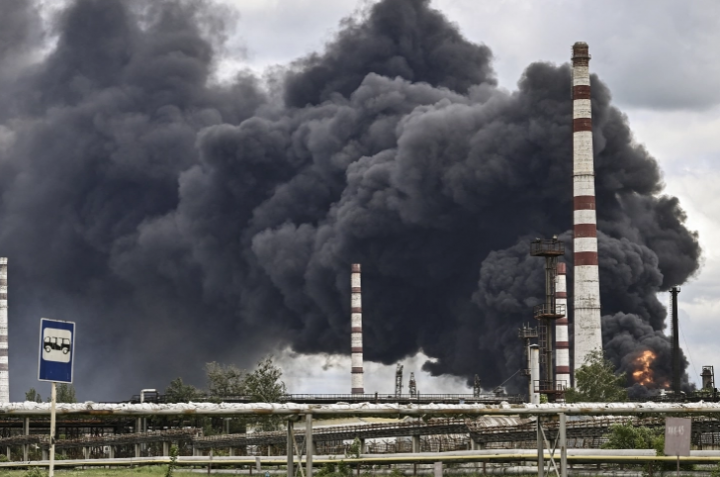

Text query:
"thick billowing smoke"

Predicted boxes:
[[0, 0, 700, 400]]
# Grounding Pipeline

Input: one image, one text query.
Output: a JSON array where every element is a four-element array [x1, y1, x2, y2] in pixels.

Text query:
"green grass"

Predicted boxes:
[[0, 467, 198, 477]]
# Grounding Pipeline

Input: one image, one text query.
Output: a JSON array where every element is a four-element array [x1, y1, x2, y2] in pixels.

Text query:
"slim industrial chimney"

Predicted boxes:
[[0, 258, 8, 403], [351, 263, 364, 394], [555, 263, 571, 389], [572, 42, 603, 372], [670, 286, 681, 393]]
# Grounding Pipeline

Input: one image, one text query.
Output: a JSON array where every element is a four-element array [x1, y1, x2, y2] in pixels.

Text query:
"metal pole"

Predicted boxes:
[[559, 413, 567, 477], [287, 420, 295, 477], [537, 416, 543, 477], [306, 413, 313, 477], [49, 382, 56, 477]]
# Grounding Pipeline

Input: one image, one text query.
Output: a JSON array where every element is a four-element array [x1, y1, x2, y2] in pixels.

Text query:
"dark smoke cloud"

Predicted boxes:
[[0, 0, 700, 400]]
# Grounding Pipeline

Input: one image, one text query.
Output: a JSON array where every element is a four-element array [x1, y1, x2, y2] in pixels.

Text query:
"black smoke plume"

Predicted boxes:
[[0, 0, 700, 400]]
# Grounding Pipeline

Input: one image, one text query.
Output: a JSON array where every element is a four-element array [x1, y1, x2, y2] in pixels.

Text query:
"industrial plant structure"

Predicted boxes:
[[571, 42, 603, 371], [555, 263, 570, 389], [530, 237, 566, 400], [0, 258, 7, 403], [350, 263, 364, 394]]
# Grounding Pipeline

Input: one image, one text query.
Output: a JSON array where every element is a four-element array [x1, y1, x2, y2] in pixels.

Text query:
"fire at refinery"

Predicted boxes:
[[632, 350, 657, 386]]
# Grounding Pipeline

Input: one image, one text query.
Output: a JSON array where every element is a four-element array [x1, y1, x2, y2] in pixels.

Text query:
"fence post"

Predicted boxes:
[[537, 416, 544, 477], [306, 413, 313, 477], [287, 419, 294, 477], [559, 413, 567, 477], [23, 417, 29, 461]]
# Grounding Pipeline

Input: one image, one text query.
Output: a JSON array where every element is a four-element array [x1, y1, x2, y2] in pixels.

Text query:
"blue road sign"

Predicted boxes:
[[38, 318, 75, 383]]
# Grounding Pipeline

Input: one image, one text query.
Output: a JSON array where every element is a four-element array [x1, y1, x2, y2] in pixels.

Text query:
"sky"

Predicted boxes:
[[216, 0, 720, 394], [5, 0, 720, 400]]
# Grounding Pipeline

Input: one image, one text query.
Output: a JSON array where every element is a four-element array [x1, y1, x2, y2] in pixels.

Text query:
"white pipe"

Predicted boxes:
[[140, 389, 157, 403], [3, 402, 720, 416], [6, 450, 720, 468]]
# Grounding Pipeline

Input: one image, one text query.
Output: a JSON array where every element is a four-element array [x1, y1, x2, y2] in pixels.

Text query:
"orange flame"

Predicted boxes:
[[632, 350, 656, 385]]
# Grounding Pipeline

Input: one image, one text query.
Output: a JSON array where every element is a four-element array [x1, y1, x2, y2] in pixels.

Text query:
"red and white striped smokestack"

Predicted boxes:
[[0, 258, 7, 403], [572, 42, 602, 373], [555, 263, 570, 389], [351, 263, 364, 394]]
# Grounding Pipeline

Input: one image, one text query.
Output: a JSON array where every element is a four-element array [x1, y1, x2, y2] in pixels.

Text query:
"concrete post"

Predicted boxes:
[[136, 417, 145, 455], [83, 447, 88, 459], [163, 442, 169, 456], [469, 438, 477, 451], [306, 413, 313, 477], [224, 419, 231, 434], [537, 417, 544, 477], [559, 413, 567, 477], [42, 447, 48, 461], [229, 447, 235, 456], [6, 447, 9, 460], [23, 417, 29, 461], [412, 435, 420, 453], [287, 420, 294, 477], [109, 446, 115, 459]]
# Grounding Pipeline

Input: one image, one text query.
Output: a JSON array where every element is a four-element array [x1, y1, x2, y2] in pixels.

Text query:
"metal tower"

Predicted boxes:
[[530, 237, 566, 400], [473, 375, 481, 398], [701, 366, 715, 391], [395, 364, 403, 397]]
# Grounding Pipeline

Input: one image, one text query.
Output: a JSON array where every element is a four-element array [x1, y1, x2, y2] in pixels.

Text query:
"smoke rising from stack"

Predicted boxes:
[[0, 0, 700, 399]]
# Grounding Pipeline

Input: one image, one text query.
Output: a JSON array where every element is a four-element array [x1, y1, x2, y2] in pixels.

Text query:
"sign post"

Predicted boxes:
[[38, 318, 75, 477], [664, 417, 691, 477]]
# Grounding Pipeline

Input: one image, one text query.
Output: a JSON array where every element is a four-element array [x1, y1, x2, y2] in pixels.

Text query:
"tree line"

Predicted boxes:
[[22, 356, 285, 405], [164, 356, 287, 403], [25, 384, 77, 404]]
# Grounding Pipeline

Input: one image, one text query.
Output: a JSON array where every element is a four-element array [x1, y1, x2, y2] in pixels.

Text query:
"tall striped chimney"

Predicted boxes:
[[351, 264, 364, 394], [572, 42, 603, 372], [555, 263, 570, 389], [0, 258, 8, 402]]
